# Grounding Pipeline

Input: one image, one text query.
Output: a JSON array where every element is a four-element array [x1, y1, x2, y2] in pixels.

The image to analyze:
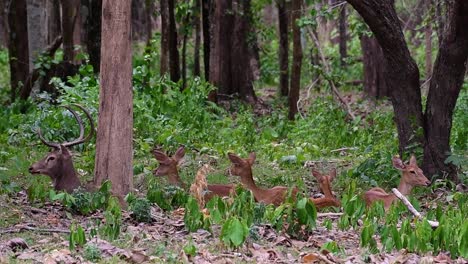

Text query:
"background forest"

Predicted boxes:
[[0, 0, 467, 263]]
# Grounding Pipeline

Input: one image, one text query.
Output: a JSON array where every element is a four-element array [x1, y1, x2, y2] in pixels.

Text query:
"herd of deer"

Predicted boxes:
[[29, 105, 431, 211]]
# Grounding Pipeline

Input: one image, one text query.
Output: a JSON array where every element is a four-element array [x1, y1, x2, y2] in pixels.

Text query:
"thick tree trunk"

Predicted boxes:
[[159, 0, 169, 75], [168, 0, 180, 82], [46, 0, 61, 44], [277, 0, 289, 97], [423, 0, 468, 180], [27, 0, 47, 70], [202, 0, 210, 80], [346, 0, 424, 157], [288, 0, 302, 120], [94, 0, 133, 198], [82, 0, 102, 72], [360, 35, 390, 98], [193, 0, 201, 77], [8, 0, 29, 101], [60, 0, 75, 62], [339, 5, 347, 66]]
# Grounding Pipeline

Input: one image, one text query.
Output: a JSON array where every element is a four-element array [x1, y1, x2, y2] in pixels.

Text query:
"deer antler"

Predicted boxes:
[[37, 104, 95, 148]]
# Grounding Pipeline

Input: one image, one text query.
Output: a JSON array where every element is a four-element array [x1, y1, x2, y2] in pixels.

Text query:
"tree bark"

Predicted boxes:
[[346, 0, 424, 157], [339, 4, 347, 66], [168, 0, 180, 82], [7, 0, 29, 102], [360, 35, 389, 98], [27, 0, 47, 70], [193, 0, 201, 77], [94, 0, 133, 198], [82, 0, 102, 72], [424, 0, 432, 81], [60, 0, 76, 62], [145, 0, 153, 46], [46, 0, 61, 44], [159, 0, 169, 75], [288, 0, 302, 120], [423, 0, 468, 180], [277, 0, 289, 97], [201, 0, 210, 80]]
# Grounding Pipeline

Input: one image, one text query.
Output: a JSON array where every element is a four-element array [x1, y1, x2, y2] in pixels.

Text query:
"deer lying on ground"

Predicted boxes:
[[227, 152, 340, 208], [364, 155, 431, 210], [152, 147, 234, 200], [29, 104, 94, 193]]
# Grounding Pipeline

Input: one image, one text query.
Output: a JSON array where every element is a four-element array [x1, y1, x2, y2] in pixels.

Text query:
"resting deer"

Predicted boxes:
[[29, 104, 94, 193], [364, 155, 431, 210], [311, 169, 341, 208], [152, 147, 234, 200], [227, 152, 340, 208]]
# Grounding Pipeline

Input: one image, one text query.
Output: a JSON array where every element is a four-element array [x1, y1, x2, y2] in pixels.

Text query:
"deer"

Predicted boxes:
[[364, 155, 431, 210], [28, 104, 94, 193], [152, 146, 234, 200], [227, 152, 340, 208]]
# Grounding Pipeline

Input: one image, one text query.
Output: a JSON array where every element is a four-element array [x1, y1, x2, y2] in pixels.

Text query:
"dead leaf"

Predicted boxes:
[[302, 253, 319, 263], [434, 253, 453, 263], [128, 249, 149, 264], [6, 238, 28, 252]]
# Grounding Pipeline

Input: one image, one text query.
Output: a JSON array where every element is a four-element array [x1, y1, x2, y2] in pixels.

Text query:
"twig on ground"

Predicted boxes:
[[317, 212, 343, 217], [330, 147, 358, 153], [392, 188, 439, 228], [0, 225, 70, 234]]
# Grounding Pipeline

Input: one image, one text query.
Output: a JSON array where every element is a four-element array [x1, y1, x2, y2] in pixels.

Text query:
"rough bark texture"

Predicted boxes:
[[339, 5, 347, 66], [277, 0, 289, 97], [193, 0, 201, 77], [209, 0, 256, 103], [145, 0, 153, 45], [346, 0, 424, 157], [288, 0, 302, 120], [27, 0, 47, 69], [94, 0, 133, 198], [60, 0, 75, 62], [46, 0, 61, 43], [168, 0, 180, 82], [82, 0, 102, 72], [202, 0, 211, 80], [423, 0, 468, 180], [159, 0, 169, 75], [8, 0, 30, 101], [360, 35, 390, 98]]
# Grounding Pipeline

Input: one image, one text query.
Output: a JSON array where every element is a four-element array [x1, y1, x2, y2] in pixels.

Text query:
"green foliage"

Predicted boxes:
[[84, 244, 102, 262], [147, 185, 188, 211], [126, 193, 152, 223], [100, 196, 122, 241], [220, 216, 249, 248], [183, 196, 209, 232], [69, 222, 86, 250]]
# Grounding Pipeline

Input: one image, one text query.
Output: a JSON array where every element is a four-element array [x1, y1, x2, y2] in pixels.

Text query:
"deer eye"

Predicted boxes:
[[47, 157, 56, 162], [410, 171, 415, 174]]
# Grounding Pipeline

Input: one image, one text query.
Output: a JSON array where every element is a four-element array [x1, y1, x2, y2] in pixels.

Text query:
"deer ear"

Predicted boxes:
[[392, 155, 406, 170], [312, 170, 323, 181], [248, 152, 256, 165], [228, 153, 243, 165], [59, 145, 71, 157], [153, 150, 171, 164], [329, 168, 337, 181], [409, 155, 417, 166], [174, 146, 185, 163]]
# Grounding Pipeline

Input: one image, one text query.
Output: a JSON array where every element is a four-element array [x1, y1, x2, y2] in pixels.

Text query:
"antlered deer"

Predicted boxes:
[[29, 104, 94, 193], [227, 152, 340, 208], [152, 146, 234, 200], [364, 155, 430, 210]]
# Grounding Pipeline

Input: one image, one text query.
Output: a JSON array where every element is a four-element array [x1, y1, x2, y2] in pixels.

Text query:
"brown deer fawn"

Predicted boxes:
[[364, 155, 431, 210], [227, 152, 340, 208], [152, 147, 234, 200], [28, 104, 94, 193]]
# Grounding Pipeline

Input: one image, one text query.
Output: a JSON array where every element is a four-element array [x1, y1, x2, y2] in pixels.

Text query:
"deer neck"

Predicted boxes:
[[168, 172, 185, 188], [239, 170, 261, 193], [54, 160, 80, 192], [397, 173, 413, 196]]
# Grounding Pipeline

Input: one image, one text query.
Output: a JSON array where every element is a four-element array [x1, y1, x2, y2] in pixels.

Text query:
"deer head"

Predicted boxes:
[[152, 146, 186, 188], [392, 155, 431, 193], [29, 104, 94, 193], [312, 168, 337, 198]]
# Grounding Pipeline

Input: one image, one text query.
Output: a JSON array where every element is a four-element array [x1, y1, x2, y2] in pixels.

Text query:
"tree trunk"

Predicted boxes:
[[60, 0, 75, 62], [72, 0, 82, 62], [346, 0, 424, 157], [424, 0, 432, 82], [423, 0, 468, 180], [159, 0, 169, 75], [8, 0, 29, 102], [94, 0, 133, 199], [181, 28, 187, 89], [168, 0, 180, 82], [27, 0, 47, 70], [288, 0, 302, 120], [46, 0, 61, 44], [193, 0, 201, 77], [0, 0, 8, 47], [82, 0, 102, 72], [339, 4, 347, 66], [360, 35, 390, 98], [202, 0, 210, 80], [277, 0, 289, 97], [145, 0, 153, 46]]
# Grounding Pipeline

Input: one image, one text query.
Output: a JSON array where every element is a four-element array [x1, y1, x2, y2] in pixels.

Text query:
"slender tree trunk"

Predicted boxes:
[[82, 0, 102, 72], [72, 0, 81, 62], [94, 0, 133, 198], [160, 0, 169, 75], [277, 0, 289, 97], [7, 0, 29, 102], [60, 0, 75, 62], [339, 4, 347, 66], [202, 0, 210, 80], [360, 35, 389, 98], [424, 0, 432, 82], [145, 0, 153, 46], [168, 0, 180, 82], [423, 0, 468, 180], [46, 0, 61, 44], [288, 0, 302, 120], [181, 27, 187, 89], [27, 0, 47, 70], [193, 0, 201, 77], [346, 0, 424, 157]]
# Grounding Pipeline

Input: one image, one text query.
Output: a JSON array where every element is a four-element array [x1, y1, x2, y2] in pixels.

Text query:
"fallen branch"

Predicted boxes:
[[317, 212, 343, 217], [392, 188, 439, 228]]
